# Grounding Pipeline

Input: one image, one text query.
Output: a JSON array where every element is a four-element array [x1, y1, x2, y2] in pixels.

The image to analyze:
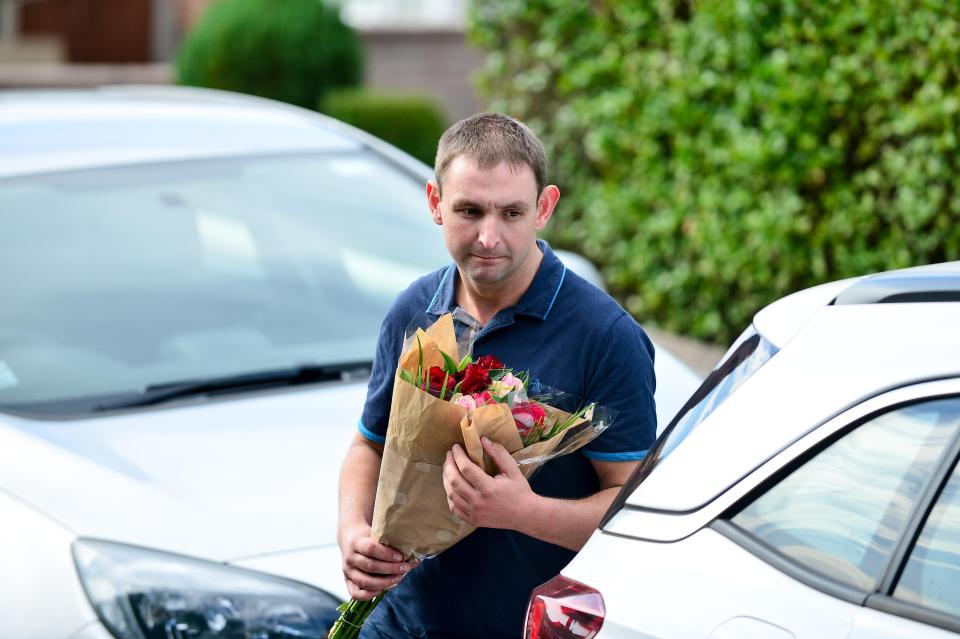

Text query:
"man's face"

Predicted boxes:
[[428, 155, 555, 290]]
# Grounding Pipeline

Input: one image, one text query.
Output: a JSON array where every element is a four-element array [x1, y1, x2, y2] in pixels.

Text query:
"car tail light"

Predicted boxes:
[[524, 575, 605, 639]]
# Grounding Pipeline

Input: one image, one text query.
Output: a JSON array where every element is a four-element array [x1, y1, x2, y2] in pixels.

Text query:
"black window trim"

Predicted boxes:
[[712, 392, 960, 633], [600, 331, 767, 527], [875, 427, 960, 596]]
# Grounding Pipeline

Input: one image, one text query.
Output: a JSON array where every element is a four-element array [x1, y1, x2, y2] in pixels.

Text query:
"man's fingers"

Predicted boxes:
[[344, 565, 404, 592], [355, 537, 405, 563], [444, 450, 476, 501], [346, 553, 411, 576], [451, 444, 489, 487], [346, 579, 378, 601], [345, 576, 395, 601], [450, 503, 473, 524], [482, 437, 522, 478], [448, 490, 472, 515]]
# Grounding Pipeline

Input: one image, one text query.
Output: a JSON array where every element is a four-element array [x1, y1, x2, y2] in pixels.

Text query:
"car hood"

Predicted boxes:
[[0, 381, 365, 562]]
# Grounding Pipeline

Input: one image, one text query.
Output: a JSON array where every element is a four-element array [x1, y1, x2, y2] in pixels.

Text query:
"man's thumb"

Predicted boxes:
[[482, 437, 521, 477]]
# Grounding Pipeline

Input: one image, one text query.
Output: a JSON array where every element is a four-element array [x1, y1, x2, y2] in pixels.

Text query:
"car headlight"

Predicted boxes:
[[72, 539, 341, 639]]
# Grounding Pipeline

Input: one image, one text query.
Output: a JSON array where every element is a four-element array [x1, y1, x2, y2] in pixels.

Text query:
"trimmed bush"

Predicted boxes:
[[470, 1, 960, 344], [176, 0, 362, 109], [321, 90, 447, 165]]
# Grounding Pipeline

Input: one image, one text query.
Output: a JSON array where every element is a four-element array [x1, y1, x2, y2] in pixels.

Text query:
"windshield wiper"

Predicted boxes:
[[93, 362, 372, 412]]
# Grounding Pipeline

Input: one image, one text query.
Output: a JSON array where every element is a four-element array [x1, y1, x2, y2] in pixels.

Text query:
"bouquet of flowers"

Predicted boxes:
[[329, 313, 614, 638]]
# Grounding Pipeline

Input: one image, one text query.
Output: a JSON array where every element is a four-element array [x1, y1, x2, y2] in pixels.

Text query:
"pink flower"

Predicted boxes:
[[472, 391, 495, 406], [453, 394, 477, 411], [512, 401, 547, 437], [489, 372, 524, 396]]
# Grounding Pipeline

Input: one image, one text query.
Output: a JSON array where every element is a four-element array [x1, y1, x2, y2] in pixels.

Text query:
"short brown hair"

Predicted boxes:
[[434, 113, 548, 195]]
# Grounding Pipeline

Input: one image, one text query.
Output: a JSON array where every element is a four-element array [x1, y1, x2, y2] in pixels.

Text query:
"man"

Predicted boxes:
[[337, 113, 656, 638]]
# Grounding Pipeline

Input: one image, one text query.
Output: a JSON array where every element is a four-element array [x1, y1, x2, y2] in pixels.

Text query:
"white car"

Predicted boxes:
[[526, 262, 960, 638], [0, 86, 701, 639]]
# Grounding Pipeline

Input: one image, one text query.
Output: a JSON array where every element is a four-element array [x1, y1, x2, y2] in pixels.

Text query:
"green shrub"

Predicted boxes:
[[321, 90, 447, 165], [470, 0, 960, 344], [176, 0, 362, 109]]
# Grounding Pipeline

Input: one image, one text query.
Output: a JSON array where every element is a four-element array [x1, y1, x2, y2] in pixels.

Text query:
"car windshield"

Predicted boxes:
[[0, 151, 448, 416]]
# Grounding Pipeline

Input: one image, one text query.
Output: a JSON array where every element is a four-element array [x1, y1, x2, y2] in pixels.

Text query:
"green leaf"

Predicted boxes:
[[416, 334, 424, 387], [399, 370, 416, 386], [440, 374, 451, 400], [440, 351, 461, 376], [457, 354, 473, 371]]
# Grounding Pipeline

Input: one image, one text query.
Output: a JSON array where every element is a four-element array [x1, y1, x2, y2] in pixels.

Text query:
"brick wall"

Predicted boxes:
[[359, 28, 484, 122]]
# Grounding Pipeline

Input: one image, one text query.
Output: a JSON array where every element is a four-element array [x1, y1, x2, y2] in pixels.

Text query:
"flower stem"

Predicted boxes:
[[328, 593, 385, 639]]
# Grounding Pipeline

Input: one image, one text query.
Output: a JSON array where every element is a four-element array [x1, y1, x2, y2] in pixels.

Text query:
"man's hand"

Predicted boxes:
[[339, 523, 417, 601], [442, 437, 535, 530]]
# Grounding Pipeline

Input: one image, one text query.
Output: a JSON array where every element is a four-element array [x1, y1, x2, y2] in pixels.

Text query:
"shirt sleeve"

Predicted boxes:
[[358, 304, 406, 444], [581, 312, 657, 461]]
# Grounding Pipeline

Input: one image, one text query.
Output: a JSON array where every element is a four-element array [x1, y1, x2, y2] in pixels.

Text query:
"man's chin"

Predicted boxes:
[[463, 264, 510, 285]]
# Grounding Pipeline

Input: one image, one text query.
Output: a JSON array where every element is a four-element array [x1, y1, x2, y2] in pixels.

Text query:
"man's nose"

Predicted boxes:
[[477, 215, 502, 249]]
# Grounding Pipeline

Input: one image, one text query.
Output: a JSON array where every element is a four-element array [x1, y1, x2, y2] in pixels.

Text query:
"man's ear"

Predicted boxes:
[[535, 185, 560, 231], [426, 180, 443, 226]]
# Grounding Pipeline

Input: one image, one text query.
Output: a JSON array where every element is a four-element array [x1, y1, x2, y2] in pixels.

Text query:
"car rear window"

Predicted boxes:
[[602, 324, 778, 523]]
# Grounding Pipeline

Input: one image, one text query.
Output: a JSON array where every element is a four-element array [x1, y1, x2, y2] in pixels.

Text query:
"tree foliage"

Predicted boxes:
[[177, 0, 363, 109], [471, 0, 960, 343]]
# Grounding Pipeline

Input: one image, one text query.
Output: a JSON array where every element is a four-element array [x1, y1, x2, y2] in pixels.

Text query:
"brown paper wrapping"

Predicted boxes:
[[370, 314, 589, 558]]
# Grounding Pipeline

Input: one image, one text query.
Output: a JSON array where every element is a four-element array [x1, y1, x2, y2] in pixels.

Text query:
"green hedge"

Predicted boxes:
[[321, 90, 447, 165], [470, 0, 960, 344], [176, 0, 362, 109]]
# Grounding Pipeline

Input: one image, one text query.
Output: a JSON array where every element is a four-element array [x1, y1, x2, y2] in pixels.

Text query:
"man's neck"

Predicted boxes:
[[455, 246, 544, 326]]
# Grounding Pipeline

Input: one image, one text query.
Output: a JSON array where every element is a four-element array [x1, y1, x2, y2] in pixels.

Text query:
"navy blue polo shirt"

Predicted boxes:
[[358, 240, 655, 639]]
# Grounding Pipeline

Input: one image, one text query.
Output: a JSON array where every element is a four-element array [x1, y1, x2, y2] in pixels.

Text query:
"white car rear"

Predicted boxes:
[[528, 263, 960, 639]]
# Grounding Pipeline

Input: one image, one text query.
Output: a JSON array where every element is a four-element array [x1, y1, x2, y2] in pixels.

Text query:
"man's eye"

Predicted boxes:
[[505, 210, 522, 218], [462, 208, 480, 216]]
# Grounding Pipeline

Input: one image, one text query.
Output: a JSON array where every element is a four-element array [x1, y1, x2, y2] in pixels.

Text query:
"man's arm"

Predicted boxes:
[[338, 433, 416, 600], [442, 438, 639, 551]]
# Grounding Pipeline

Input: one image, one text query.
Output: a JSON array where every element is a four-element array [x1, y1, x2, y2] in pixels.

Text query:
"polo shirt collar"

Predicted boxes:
[[425, 239, 567, 321]]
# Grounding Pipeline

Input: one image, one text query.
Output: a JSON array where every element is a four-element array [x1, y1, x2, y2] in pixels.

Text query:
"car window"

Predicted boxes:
[[894, 456, 960, 617], [732, 398, 960, 591], [601, 325, 777, 525], [0, 152, 449, 415], [657, 325, 778, 460]]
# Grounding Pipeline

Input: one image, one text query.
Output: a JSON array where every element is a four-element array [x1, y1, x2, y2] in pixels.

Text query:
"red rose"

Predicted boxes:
[[427, 366, 457, 399], [457, 363, 491, 394], [475, 355, 505, 371]]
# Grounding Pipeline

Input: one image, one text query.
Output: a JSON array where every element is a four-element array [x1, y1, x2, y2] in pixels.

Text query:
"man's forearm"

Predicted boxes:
[[337, 436, 383, 543], [514, 487, 619, 551]]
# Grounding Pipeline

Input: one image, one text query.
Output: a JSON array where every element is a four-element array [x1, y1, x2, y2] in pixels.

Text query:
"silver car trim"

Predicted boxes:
[[865, 592, 960, 635]]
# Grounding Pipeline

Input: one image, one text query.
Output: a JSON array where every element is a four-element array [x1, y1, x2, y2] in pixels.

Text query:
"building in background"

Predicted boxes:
[[0, 0, 481, 119]]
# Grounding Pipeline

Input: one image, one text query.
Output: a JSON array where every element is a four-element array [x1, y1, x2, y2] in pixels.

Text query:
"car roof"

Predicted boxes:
[[753, 261, 960, 349], [629, 261, 960, 512], [0, 85, 376, 179]]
